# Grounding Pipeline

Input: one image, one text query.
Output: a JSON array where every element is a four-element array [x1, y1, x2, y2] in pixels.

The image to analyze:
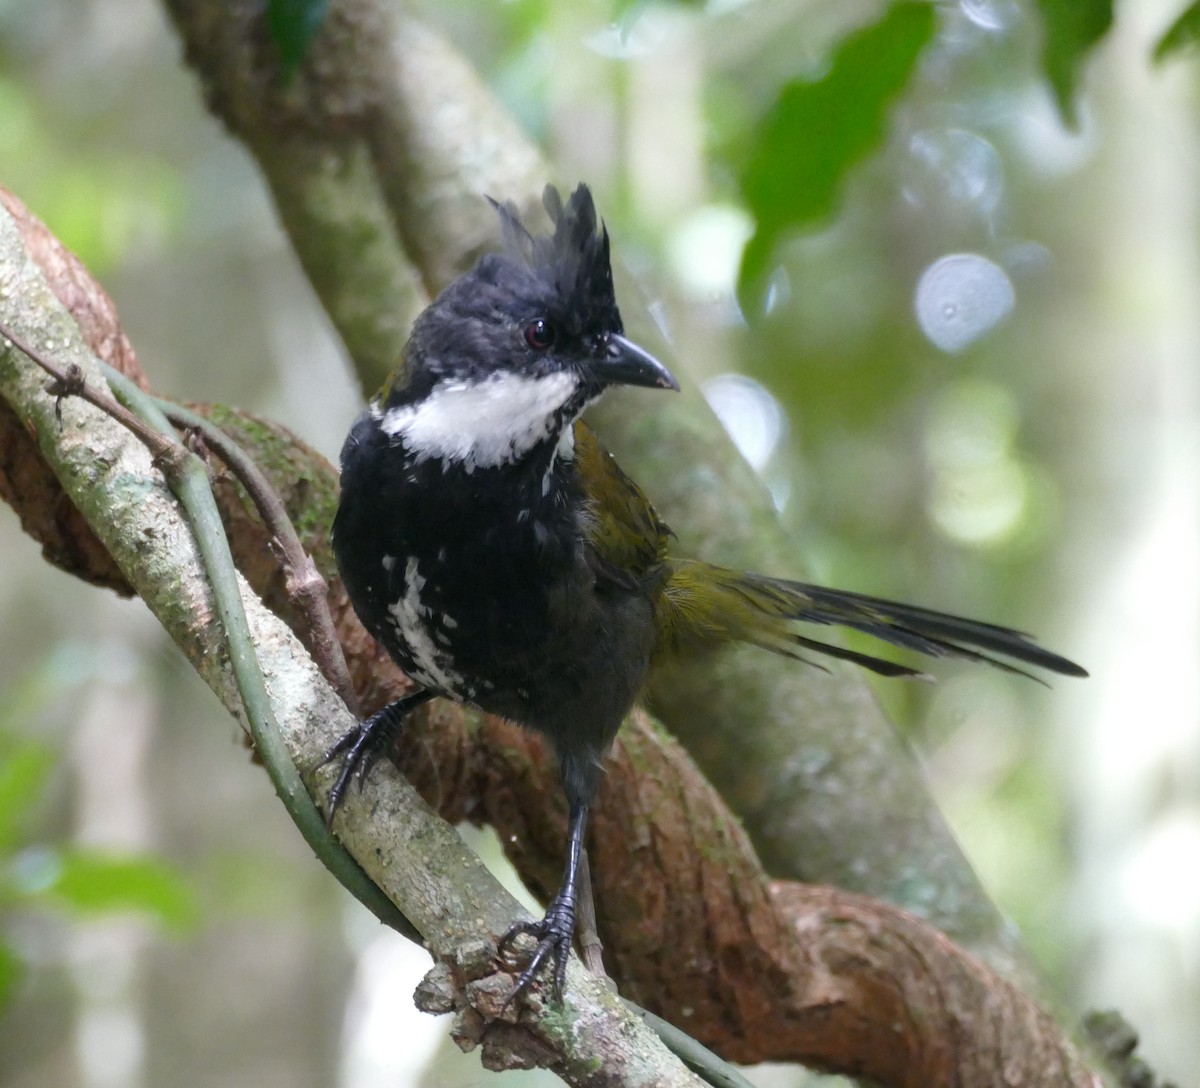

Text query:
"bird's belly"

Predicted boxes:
[[380, 556, 467, 694], [373, 551, 495, 703], [360, 525, 570, 703], [334, 458, 651, 737], [370, 541, 650, 737]]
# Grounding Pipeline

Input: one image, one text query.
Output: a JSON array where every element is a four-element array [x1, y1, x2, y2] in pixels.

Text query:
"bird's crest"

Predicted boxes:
[[489, 184, 619, 325]]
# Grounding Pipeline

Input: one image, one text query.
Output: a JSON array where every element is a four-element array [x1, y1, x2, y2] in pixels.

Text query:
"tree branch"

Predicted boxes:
[[0, 189, 1110, 1086], [158, 0, 1044, 984], [0, 191, 705, 1088]]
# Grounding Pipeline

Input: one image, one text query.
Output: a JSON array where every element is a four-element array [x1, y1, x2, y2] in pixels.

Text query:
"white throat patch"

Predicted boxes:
[[379, 370, 580, 471]]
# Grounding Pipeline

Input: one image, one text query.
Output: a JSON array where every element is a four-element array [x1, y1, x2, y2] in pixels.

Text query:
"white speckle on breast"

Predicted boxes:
[[554, 423, 576, 462], [379, 370, 580, 471], [544, 418, 578, 495], [388, 557, 468, 696]]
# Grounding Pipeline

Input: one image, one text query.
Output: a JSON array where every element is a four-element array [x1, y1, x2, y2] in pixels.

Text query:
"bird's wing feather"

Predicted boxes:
[[575, 421, 670, 589], [573, 420, 1086, 680]]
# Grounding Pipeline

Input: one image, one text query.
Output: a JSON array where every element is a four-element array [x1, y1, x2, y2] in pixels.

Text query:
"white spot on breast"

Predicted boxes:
[[543, 421, 577, 495], [388, 557, 467, 695], [555, 424, 576, 462], [380, 370, 579, 470]]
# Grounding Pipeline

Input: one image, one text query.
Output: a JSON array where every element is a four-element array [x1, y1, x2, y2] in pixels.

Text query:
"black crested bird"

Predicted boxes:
[[328, 183, 1086, 1000]]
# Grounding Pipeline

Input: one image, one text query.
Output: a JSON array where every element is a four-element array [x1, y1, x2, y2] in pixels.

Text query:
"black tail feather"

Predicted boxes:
[[752, 633, 929, 677], [656, 560, 1086, 680], [752, 575, 1088, 679]]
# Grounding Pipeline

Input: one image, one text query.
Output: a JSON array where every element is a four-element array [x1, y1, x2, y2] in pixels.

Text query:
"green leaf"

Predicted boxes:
[[36, 850, 197, 932], [1033, 0, 1113, 125], [1154, 2, 1200, 63], [0, 741, 56, 854], [738, 2, 937, 310], [267, 0, 329, 78], [0, 941, 20, 1010]]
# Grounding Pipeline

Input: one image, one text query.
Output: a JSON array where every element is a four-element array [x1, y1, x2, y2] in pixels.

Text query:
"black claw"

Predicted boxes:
[[318, 727, 357, 766], [499, 895, 577, 1007], [323, 727, 373, 827], [354, 745, 380, 789], [319, 690, 435, 828]]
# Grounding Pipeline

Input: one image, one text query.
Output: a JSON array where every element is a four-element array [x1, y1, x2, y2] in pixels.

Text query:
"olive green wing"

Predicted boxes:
[[575, 421, 671, 590], [574, 422, 1085, 679], [573, 423, 779, 663]]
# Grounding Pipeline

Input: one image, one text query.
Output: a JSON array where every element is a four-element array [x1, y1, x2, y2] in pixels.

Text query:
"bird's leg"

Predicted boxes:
[[499, 801, 589, 1003], [320, 689, 435, 826]]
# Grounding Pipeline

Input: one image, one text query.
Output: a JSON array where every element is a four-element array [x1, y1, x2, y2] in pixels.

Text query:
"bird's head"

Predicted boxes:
[[375, 184, 679, 473]]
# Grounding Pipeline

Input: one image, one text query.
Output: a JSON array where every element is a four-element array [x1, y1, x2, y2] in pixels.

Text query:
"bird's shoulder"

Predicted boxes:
[[574, 420, 671, 589]]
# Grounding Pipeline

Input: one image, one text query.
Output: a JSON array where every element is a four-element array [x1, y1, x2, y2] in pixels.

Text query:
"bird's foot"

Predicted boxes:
[[498, 893, 577, 1006], [319, 720, 386, 827], [319, 691, 432, 827]]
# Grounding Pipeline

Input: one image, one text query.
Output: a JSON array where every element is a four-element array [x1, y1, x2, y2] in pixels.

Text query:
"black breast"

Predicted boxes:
[[334, 411, 650, 727]]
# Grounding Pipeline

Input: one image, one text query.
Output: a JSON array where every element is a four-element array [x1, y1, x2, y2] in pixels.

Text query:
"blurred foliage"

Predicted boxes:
[[737, 3, 936, 307], [1154, 1, 1200, 63], [0, 652, 195, 1014], [0, 74, 185, 276], [1031, 0, 1113, 125], [23, 850, 195, 930]]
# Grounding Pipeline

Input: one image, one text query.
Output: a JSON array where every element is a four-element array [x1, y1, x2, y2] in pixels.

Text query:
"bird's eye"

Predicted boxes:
[[524, 318, 557, 351]]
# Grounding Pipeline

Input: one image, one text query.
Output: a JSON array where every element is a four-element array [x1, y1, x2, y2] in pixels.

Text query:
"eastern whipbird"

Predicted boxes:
[[327, 184, 1086, 1001]]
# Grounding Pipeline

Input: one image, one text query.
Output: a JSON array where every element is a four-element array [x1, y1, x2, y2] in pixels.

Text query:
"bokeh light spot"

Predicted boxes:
[[703, 373, 786, 471], [667, 203, 754, 300], [924, 379, 1032, 545], [959, 0, 1022, 32], [915, 253, 1014, 353], [905, 128, 1003, 215]]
